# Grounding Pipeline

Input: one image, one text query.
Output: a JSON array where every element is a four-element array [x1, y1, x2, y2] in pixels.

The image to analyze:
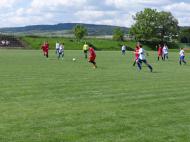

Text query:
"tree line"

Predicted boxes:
[[73, 8, 190, 44]]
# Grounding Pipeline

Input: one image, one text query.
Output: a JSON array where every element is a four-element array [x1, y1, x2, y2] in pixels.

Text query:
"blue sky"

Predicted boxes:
[[0, 0, 190, 28]]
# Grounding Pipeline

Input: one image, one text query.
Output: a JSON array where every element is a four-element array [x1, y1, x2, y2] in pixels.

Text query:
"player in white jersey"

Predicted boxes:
[[179, 48, 186, 65], [162, 44, 168, 60], [55, 41, 60, 55], [137, 45, 153, 72], [58, 43, 64, 60], [121, 45, 126, 55]]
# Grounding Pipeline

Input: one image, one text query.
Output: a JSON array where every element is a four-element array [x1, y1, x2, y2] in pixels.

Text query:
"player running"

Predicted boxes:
[[41, 41, 46, 56], [58, 43, 64, 60], [88, 45, 97, 69], [157, 44, 163, 61], [137, 45, 153, 72], [83, 42, 89, 59], [179, 48, 187, 65], [133, 43, 140, 66], [44, 41, 49, 58], [55, 41, 60, 55]]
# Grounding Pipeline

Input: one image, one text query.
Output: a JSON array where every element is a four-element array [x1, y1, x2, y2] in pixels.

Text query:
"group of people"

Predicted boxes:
[[121, 42, 153, 72], [1, 40, 10, 46], [40, 40, 187, 71], [40, 41, 97, 69], [156, 43, 187, 65], [132, 42, 153, 72], [41, 41, 64, 59], [131, 42, 187, 72], [156, 44, 169, 61]]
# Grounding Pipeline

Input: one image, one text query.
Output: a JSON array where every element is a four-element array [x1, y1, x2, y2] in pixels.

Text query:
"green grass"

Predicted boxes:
[[20, 36, 184, 51], [177, 43, 190, 49], [0, 49, 190, 142], [21, 36, 138, 50]]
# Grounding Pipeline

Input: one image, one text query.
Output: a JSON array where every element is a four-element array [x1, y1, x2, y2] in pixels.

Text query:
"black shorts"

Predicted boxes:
[[138, 59, 147, 64]]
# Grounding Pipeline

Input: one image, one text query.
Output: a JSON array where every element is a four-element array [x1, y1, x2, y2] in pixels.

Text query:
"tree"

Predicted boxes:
[[179, 28, 190, 43], [73, 25, 87, 40], [130, 8, 158, 40], [157, 11, 179, 41], [113, 27, 124, 41], [130, 8, 179, 41]]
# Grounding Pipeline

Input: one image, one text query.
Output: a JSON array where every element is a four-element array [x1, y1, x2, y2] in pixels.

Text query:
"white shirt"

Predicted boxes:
[[138, 48, 146, 60], [5, 40, 9, 45], [59, 45, 64, 53], [56, 42, 59, 50], [122, 45, 126, 51], [179, 50, 185, 57], [163, 46, 168, 54], [1, 40, 5, 45]]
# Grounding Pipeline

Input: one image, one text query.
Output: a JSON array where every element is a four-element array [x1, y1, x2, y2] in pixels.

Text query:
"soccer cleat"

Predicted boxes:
[[93, 65, 97, 69], [150, 68, 153, 72]]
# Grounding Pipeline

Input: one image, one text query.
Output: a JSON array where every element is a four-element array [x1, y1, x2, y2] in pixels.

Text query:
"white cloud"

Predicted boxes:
[[163, 2, 190, 26], [0, 0, 189, 28], [138, 0, 171, 5], [75, 10, 114, 20], [164, 2, 190, 12], [105, 0, 172, 9], [0, 0, 17, 8], [31, 0, 87, 8]]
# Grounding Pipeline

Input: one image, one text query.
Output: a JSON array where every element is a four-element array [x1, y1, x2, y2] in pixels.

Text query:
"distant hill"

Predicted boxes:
[[180, 26, 190, 31], [0, 23, 129, 36]]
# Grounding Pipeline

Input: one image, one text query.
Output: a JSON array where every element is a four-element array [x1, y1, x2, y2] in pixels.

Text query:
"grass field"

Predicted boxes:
[[21, 36, 131, 50], [20, 36, 190, 51], [0, 49, 190, 142]]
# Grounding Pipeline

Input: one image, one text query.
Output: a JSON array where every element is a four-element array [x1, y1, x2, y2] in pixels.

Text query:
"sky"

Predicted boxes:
[[0, 0, 190, 28]]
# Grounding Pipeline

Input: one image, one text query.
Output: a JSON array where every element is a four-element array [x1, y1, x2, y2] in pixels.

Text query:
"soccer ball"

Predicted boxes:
[[72, 58, 76, 61]]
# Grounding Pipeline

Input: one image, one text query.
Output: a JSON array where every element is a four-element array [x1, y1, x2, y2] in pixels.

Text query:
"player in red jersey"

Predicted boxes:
[[133, 42, 140, 66], [88, 45, 97, 69], [44, 41, 49, 58], [157, 44, 163, 61], [41, 42, 45, 56]]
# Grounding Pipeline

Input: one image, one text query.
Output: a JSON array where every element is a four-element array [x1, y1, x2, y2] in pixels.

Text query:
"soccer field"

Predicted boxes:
[[0, 50, 190, 142]]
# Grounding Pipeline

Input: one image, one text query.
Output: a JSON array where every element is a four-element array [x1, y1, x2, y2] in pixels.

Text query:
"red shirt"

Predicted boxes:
[[41, 45, 45, 51], [158, 47, 162, 55], [44, 43, 49, 52], [135, 46, 140, 60], [89, 47, 96, 61]]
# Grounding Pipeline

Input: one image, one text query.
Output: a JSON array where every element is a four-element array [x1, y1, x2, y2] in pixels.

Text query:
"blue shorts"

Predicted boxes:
[[180, 56, 185, 60]]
